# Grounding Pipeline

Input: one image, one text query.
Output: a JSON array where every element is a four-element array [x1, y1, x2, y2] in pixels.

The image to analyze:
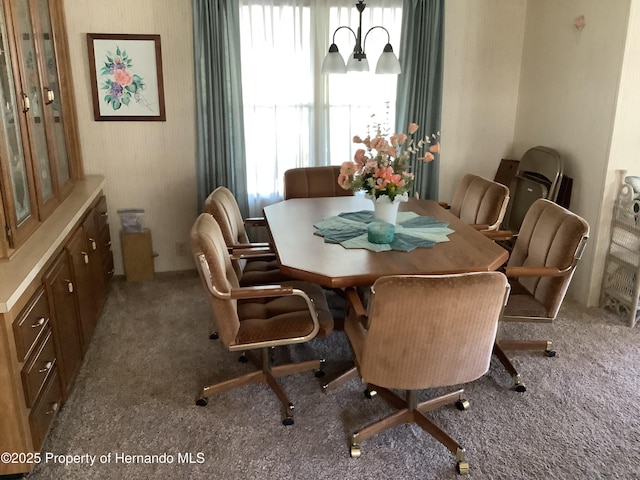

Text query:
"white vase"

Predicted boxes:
[[367, 192, 409, 225]]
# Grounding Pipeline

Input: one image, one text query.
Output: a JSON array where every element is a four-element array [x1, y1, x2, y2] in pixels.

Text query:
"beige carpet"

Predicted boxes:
[[25, 273, 640, 480]]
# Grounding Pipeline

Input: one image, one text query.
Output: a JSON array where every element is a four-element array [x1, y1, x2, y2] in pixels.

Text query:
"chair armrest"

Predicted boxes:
[[345, 288, 367, 317], [505, 266, 565, 277], [231, 251, 276, 261], [345, 287, 370, 328], [230, 245, 275, 261], [244, 217, 266, 227], [470, 224, 491, 231], [230, 242, 271, 249], [196, 252, 320, 348], [228, 285, 321, 350], [482, 229, 515, 240], [229, 284, 293, 299]]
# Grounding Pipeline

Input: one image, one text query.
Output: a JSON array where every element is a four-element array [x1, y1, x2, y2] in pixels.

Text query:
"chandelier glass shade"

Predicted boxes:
[[321, 1, 401, 75]]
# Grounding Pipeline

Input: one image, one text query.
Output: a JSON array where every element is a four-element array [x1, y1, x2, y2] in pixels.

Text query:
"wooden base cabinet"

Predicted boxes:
[[43, 250, 83, 399], [0, 176, 111, 475]]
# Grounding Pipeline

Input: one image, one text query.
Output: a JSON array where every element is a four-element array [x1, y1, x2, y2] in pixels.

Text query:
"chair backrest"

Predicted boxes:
[[503, 147, 563, 232], [203, 187, 250, 246], [508, 199, 589, 319], [357, 272, 509, 391], [190, 213, 241, 346], [449, 174, 510, 230], [203, 187, 248, 279], [283, 166, 355, 200]]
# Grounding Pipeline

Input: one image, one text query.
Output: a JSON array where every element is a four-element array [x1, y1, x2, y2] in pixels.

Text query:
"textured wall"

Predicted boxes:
[[63, 0, 197, 275], [593, 0, 640, 305], [512, 0, 631, 305], [440, 0, 527, 202]]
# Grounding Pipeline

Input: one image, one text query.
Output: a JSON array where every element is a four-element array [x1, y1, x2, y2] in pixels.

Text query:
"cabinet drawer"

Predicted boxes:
[[94, 195, 109, 231], [29, 370, 62, 451], [99, 222, 112, 254], [13, 288, 50, 361], [21, 330, 56, 408], [103, 250, 115, 280]]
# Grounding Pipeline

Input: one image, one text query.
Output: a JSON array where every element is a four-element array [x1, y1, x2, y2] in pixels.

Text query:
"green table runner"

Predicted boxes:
[[314, 210, 454, 252]]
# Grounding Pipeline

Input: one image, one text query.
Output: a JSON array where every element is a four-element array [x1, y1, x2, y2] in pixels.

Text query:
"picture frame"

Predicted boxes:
[[87, 33, 166, 121]]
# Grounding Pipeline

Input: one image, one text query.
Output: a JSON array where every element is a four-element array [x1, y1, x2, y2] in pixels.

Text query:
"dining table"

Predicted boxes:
[[263, 196, 509, 289]]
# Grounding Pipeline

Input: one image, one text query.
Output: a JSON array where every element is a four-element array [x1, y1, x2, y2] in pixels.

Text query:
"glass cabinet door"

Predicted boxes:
[[0, 0, 79, 254], [14, 0, 56, 212], [35, 0, 71, 190], [0, 1, 38, 246]]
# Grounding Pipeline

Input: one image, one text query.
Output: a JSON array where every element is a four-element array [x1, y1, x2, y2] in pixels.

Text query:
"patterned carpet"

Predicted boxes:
[[25, 273, 640, 480]]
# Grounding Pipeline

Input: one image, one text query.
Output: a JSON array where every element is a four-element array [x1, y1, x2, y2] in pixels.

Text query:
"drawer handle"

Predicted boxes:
[[100, 212, 108, 218], [108, 269, 115, 275], [104, 241, 112, 247], [39, 361, 53, 373], [31, 317, 47, 328], [65, 280, 74, 293], [88, 237, 97, 250], [82, 251, 89, 264], [46, 402, 60, 415]]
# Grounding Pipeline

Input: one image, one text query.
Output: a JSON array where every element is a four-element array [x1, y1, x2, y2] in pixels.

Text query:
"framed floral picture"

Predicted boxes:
[[87, 33, 166, 121]]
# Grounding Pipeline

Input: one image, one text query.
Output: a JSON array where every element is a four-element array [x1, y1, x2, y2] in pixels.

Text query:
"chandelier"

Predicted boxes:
[[321, 1, 401, 75]]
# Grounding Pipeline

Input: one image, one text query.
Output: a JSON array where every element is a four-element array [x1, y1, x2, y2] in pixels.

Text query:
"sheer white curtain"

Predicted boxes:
[[239, 0, 402, 215]]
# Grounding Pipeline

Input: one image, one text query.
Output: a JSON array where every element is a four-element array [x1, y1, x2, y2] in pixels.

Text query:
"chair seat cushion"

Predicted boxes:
[[504, 280, 548, 317], [236, 281, 334, 343], [240, 259, 288, 286]]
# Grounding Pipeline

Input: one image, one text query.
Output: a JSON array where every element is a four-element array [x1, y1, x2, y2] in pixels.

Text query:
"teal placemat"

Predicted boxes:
[[314, 210, 454, 252]]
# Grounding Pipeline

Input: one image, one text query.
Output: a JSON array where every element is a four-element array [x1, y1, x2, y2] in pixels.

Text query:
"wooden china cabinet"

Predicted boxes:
[[0, 1, 114, 475]]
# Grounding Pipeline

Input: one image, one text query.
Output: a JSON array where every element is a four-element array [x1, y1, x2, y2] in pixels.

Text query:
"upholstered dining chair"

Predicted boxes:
[[441, 174, 510, 232], [493, 198, 589, 392], [342, 272, 510, 474], [283, 166, 355, 200], [204, 186, 286, 287], [190, 213, 334, 425]]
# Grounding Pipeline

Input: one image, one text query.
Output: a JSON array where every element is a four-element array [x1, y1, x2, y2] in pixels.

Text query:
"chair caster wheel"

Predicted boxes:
[[281, 403, 294, 425], [455, 399, 470, 411], [350, 445, 361, 458], [544, 349, 556, 357], [513, 375, 526, 393], [238, 354, 249, 363], [195, 397, 208, 407], [209, 332, 219, 340], [456, 460, 470, 475], [364, 389, 377, 399], [314, 369, 326, 378]]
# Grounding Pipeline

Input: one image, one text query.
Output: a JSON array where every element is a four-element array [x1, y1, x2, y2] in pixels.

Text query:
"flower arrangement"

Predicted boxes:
[[99, 46, 145, 111], [338, 121, 440, 201]]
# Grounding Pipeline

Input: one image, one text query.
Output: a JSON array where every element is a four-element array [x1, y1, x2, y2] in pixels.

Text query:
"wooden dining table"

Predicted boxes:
[[263, 196, 508, 289]]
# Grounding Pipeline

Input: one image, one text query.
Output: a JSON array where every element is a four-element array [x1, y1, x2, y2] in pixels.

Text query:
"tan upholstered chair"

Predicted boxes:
[[283, 166, 355, 200], [343, 272, 509, 474], [204, 186, 286, 286], [190, 213, 334, 425], [493, 199, 589, 392], [443, 174, 510, 231]]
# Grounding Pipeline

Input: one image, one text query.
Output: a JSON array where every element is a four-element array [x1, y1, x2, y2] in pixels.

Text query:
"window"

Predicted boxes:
[[239, 0, 402, 214]]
